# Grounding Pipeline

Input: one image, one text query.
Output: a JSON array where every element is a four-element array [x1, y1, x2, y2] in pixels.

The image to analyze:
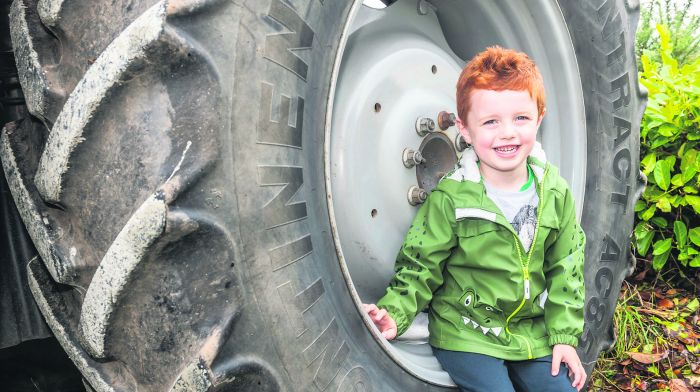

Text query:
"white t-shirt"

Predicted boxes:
[[483, 179, 539, 252]]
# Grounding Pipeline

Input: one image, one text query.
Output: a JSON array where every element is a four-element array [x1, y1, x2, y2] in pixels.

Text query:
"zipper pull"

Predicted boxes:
[[524, 279, 530, 300]]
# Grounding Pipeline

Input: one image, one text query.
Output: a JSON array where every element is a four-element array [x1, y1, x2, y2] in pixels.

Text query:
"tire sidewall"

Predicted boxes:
[[228, 1, 431, 390], [227, 0, 642, 390], [557, 0, 643, 369]]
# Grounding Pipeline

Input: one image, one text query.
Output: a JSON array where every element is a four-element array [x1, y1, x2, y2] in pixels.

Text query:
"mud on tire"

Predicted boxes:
[[1, 0, 645, 390]]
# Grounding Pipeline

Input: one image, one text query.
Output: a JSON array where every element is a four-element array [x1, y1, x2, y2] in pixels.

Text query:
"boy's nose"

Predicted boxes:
[[500, 124, 517, 138]]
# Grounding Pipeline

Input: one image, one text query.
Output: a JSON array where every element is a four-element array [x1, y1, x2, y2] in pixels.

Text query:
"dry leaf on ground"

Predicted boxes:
[[687, 375, 700, 388], [627, 350, 669, 364], [669, 378, 691, 392]]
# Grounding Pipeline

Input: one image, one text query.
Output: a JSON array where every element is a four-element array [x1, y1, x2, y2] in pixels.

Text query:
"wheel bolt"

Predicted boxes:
[[407, 186, 428, 206], [438, 111, 456, 130], [455, 134, 469, 152], [403, 148, 426, 168], [416, 116, 436, 136]]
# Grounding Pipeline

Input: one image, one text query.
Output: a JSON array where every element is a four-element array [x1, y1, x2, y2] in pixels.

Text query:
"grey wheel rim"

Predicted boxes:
[[325, 0, 586, 385]]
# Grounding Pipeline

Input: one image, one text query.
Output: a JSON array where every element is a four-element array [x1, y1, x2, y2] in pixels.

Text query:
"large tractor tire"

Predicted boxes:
[[0, 0, 645, 390]]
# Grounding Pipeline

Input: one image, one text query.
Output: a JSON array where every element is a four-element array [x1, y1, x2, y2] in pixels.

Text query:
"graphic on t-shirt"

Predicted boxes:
[[512, 205, 537, 251]]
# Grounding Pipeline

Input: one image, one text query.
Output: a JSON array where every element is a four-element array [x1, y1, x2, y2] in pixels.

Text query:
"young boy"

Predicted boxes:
[[363, 46, 587, 391]]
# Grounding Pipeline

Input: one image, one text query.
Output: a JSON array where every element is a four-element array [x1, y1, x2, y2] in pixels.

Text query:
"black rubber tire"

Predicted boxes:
[[0, 0, 644, 391]]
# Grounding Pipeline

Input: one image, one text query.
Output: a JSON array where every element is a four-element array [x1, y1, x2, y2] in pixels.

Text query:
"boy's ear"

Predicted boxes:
[[456, 117, 472, 144], [537, 107, 546, 127]]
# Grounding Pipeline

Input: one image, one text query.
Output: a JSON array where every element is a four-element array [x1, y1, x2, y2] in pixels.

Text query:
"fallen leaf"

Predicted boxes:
[[671, 357, 687, 368], [667, 288, 678, 296], [687, 375, 700, 387], [658, 298, 675, 309], [691, 362, 700, 374], [634, 379, 648, 390], [669, 378, 691, 392], [620, 358, 632, 366], [638, 306, 674, 319], [633, 268, 649, 282], [628, 350, 669, 364]]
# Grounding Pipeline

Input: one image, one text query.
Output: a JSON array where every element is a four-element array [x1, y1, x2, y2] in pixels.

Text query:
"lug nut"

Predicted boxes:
[[403, 148, 426, 168], [407, 186, 428, 206], [455, 134, 469, 152], [438, 111, 456, 130], [415, 116, 436, 137]]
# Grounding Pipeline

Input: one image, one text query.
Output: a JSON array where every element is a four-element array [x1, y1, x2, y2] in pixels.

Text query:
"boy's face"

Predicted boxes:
[[457, 89, 543, 185]]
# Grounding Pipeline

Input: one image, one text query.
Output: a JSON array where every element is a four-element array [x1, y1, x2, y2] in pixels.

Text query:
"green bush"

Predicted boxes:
[[636, 0, 700, 67], [634, 24, 700, 273]]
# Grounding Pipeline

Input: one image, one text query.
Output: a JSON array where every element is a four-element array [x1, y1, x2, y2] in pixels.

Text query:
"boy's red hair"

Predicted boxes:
[[456, 46, 545, 124]]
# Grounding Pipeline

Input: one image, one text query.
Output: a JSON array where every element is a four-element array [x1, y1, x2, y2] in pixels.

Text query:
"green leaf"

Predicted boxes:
[[651, 136, 670, 149], [671, 173, 686, 187], [664, 155, 676, 169], [637, 230, 655, 256], [635, 200, 647, 212], [690, 256, 700, 267], [652, 250, 671, 271], [671, 195, 684, 208], [686, 298, 699, 313], [686, 195, 700, 214], [689, 227, 700, 247], [656, 197, 672, 212], [674, 221, 688, 248], [651, 216, 668, 228], [683, 186, 698, 194], [681, 149, 698, 182], [657, 123, 677, 137], [634, 221, 650, 238], [652, 238, 672, 255], [640, 205, 657, 221], [689, 247, 699, 256], [643, 186, 664, 202], [654, 160, 671, 191], [641, 152, 657, 176]]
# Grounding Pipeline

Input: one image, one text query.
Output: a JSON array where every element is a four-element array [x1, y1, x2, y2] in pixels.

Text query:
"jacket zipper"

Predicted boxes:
[[503, 165, 549, 359]]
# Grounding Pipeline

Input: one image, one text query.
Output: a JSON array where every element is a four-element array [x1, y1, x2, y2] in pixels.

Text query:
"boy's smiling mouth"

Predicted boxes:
[[494, 145, 519, 153]]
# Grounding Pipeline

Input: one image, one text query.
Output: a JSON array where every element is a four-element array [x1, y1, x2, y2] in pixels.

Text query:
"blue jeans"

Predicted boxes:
[[432, 347, 576, 392]]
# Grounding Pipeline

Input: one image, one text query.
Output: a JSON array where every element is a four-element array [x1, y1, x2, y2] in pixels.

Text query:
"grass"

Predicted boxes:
[[589, 278, 699, 391]]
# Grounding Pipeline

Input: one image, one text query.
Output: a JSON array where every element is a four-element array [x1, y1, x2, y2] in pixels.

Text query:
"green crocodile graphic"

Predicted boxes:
[[458, 288, 506, 337]]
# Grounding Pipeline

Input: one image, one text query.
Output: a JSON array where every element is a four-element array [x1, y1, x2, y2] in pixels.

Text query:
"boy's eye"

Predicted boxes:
[[483, 119, 497, 126], [515, 115, 530, 121]]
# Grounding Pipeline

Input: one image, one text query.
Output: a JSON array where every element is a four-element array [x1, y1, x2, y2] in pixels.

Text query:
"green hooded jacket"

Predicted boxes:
[[376, 143, 585, 360]]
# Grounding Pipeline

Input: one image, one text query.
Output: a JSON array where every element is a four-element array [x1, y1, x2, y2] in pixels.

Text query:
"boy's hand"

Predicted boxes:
[[362, 304, 397, 340], [552, 344, 586, 391]]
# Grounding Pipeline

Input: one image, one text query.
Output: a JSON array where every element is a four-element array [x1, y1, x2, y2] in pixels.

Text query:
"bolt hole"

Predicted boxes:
[[431, 65, 437, 74], [374, 103, 381, 112], [371, 209, 378, 218]]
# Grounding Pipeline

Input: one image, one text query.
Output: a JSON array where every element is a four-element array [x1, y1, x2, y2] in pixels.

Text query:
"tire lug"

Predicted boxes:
[[402, 148, 426, 168], [415, 116, 436, 137], [437, 111, 456, 130], [407, 186, 428, 205]]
